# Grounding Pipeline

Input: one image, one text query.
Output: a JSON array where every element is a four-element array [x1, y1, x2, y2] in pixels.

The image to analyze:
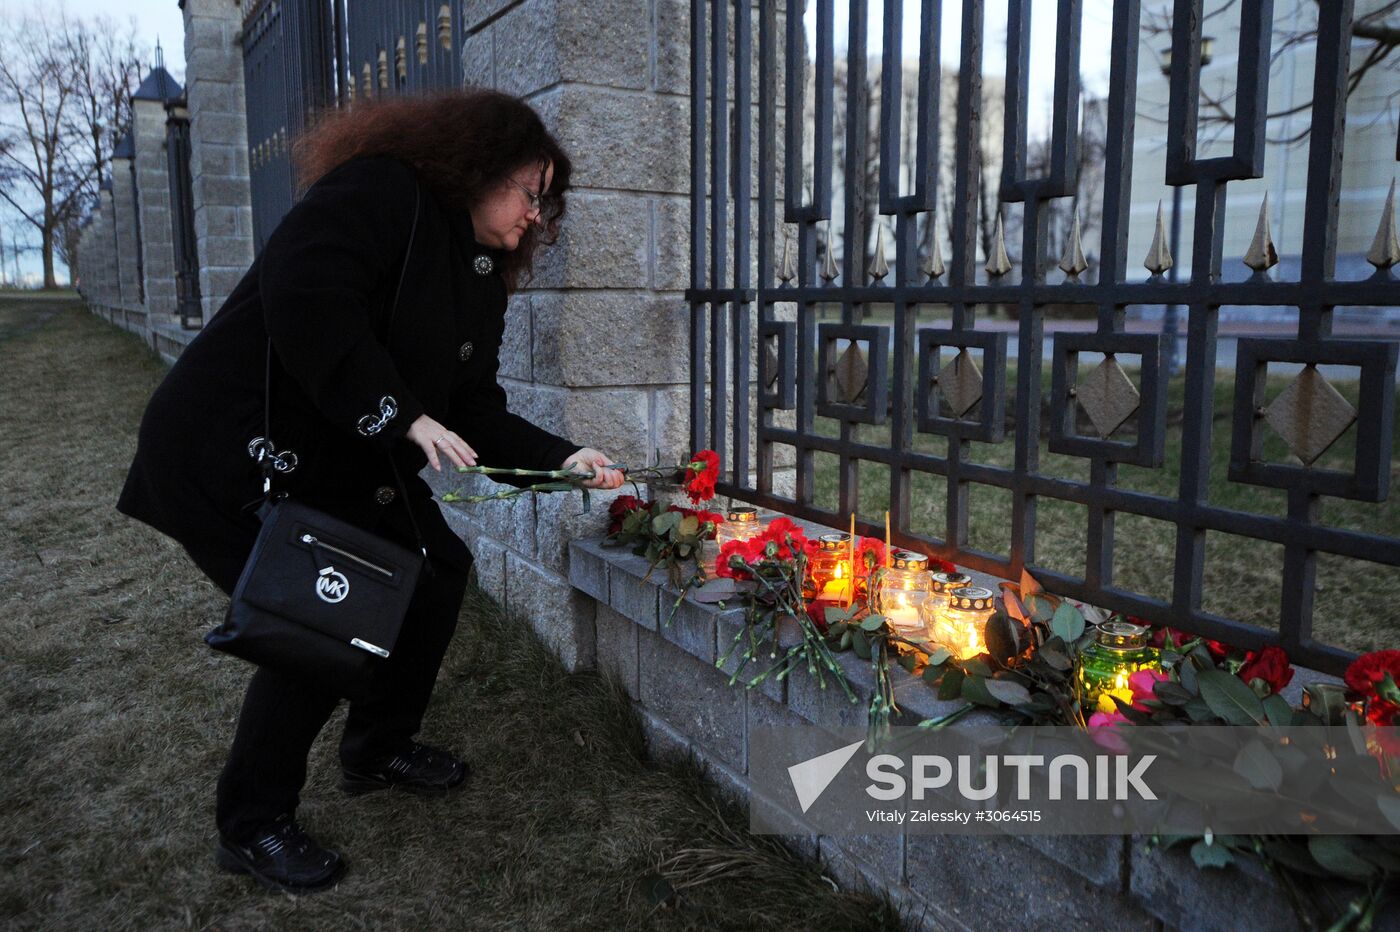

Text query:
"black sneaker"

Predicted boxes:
[[214, 813, 346, 894], [340, 741, 470, 796]]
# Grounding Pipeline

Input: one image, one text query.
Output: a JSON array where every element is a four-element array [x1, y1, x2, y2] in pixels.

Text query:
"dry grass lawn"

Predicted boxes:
[[0, 299, 904, 931]]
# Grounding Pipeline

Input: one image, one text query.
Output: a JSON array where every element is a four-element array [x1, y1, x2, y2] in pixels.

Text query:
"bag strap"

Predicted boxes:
[[261, 182, 430, 564]]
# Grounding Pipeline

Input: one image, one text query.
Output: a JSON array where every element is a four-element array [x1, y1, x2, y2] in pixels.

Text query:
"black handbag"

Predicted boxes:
[[204, 185, 428, 699]]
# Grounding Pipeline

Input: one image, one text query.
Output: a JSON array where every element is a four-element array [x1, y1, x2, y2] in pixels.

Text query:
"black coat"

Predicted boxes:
[[116, 156, 579, 574]]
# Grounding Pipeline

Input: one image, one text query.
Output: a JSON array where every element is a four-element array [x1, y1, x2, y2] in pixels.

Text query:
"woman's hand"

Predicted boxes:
[[562, 448, 625, 490], [407, 414, 478, 472]]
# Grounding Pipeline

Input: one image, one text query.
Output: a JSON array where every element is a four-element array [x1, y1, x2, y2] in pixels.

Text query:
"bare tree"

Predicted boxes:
[[0, 7, 143, 289], [1141, 0, 1400, 146]]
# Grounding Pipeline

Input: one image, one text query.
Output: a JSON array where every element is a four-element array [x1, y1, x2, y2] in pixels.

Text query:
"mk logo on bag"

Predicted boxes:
[[316, 566, 350, 603]]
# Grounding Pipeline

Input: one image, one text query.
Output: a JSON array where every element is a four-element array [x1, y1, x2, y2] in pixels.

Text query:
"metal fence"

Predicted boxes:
[[241, 0, 465, 248], [165, 103, 202, 328], [686, 0, 1400, 674]]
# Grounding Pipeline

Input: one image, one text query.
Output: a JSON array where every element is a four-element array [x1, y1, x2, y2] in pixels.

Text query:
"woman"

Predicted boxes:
[[116, 89, 623, 894]]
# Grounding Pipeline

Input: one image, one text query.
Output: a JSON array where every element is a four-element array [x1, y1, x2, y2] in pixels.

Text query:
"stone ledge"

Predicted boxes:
[[566, 527, 1388, 931]]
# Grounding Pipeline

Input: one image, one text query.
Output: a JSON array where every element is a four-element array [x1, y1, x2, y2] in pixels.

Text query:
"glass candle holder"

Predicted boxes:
[[877, 550, 933, 636], [1076, 621, 1161, 715], [920, 570, 973, 634], [711, 506, 763, 575], [804, 533, 853, 602], [929, 586, 995, 659]]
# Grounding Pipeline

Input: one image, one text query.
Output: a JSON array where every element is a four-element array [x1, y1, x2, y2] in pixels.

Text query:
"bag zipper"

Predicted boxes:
[[300, 533, 394, 578]]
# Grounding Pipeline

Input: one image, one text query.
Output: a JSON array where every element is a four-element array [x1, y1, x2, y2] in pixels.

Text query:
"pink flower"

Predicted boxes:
[[1128, 669, 1170, 710], [1088, 710, 1131, 753]]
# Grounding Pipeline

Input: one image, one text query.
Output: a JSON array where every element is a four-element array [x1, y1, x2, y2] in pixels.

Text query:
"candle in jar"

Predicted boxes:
[[1075, 621, 1161, 715], [877, 550, 933, 636], [805, 533, 854, 602], [711, 506, 763, 575], [930, 586, 995, 659]]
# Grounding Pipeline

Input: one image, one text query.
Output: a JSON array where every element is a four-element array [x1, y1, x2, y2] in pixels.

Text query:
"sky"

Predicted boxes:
[[1, 0, 183, 284]]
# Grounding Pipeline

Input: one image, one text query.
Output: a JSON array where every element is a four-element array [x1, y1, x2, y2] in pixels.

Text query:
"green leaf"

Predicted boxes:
[[851, 629, 872, 660], [962, 658, 993, 678], [938, 667, 965, 701], [1189, 839, 1234, 870], [1233, 740, 1283, 791], [1152, 681, 1194, 706], [961, 674, 1000, 708], [1307, 837, 1381, 882], [983, 613, 1024, 665], [1379, 794, 1400, 832], [1261, 693, 1293, 727], [924, 647, 951, 667], [860, 615, 887, 632], [1177, 658, 1199, 695], [1037, 645, 1071, 671], [1378, 673, 1400, 706], [1303, 683, 1349, 724], [984, 678, 1034, 707], [1196, 669, 1267, 725], [1050, 602, 1085, 643], [652, 511, 681, 535], [898, 651, 918, 673]]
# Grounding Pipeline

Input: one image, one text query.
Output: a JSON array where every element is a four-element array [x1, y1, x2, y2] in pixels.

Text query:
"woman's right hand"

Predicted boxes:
[[406, 414, 478, 472]]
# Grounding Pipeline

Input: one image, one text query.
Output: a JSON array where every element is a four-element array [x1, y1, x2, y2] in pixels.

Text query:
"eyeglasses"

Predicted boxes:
[[506, 177, 543, 213]]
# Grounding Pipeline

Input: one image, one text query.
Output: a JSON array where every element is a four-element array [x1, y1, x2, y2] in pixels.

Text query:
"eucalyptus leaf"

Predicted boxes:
[[860, 615, 887, 632], [1038, 645, 1071, 671], [1050, 602, 1085, 643], [1177, 658, 1199, 695], [898, 652, 918, 673], [1197, 669, 1266, 725], [924, 647, 950, 667], [961, 674, 1000, 708], [938, 667, 965, 701], [1189, 839, 1234, 870], [1233, 740, 1283, 791], [1307, 836, 1380, 882], [984, 613, 1024, 666], [1379, 793, 1400, 832], [984, 678, 1034, 707], [1261, 693, 1293, 727], [1152, 681, 1194, 707], [962, 658, 993, 678]]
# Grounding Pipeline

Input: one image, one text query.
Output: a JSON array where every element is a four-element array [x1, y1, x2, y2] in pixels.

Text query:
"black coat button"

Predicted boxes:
[[459, 341, 474, 362], [374, 486, 396, 505]]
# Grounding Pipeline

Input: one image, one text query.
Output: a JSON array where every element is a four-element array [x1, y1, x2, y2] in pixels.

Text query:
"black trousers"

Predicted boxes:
[[187, 541, 470, 845]]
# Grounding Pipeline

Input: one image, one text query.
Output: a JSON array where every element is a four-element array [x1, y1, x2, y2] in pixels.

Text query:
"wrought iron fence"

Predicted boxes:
[[164, 103, 202, 328], [241, 0, 464, 248], [686, 0, 1400, 674]]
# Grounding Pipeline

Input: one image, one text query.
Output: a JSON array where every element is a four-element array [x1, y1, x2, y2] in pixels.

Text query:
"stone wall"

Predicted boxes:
[[428, 0, 701, 671], [182, 0, 255, 320], [110, 159, 143, 309], [565, 523, 1385, 932], [131, 98, 179, 325]]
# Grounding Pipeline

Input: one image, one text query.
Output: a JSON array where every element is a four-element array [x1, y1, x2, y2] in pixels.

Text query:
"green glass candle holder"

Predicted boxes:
[[1076, 621, 1161, 715]]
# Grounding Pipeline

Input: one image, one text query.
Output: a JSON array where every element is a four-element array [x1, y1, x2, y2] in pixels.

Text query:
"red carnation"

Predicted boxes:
[[607, 495, 650, 534], [1149, 626, 1191, 650], [1237, 645, 1294, 696], [1204, 639, 1234, 662], [854, 538, 886, 572], [932, 558, 957, 574], [684, 450, 721, 504], [1345, 650, 1400, 700]]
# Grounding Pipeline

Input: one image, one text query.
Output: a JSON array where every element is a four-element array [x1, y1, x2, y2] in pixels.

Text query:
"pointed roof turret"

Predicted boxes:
[[133, 42, 183, 102]]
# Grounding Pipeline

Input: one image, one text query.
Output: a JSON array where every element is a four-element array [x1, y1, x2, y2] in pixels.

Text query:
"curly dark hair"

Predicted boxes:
[[292, 87, 571, 290]]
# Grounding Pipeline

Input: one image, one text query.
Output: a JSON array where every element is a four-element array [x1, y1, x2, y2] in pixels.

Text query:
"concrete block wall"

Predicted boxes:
[[182, 0, 255, 320], [428, 0, 710, 671], [110, 157, 144, 310], [131, 98, 179, 324], [565, 529, 1388, 932]]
